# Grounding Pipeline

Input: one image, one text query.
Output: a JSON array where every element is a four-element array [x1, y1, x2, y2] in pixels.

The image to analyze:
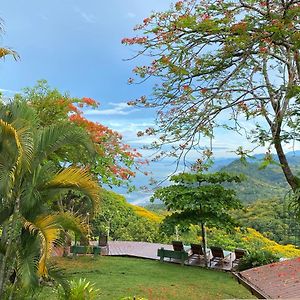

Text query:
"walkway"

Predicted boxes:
[[104, 241, 234, 271]]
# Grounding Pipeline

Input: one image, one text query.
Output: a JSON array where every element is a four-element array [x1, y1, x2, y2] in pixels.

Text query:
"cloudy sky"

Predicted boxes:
[[0, 1, 295, 204]]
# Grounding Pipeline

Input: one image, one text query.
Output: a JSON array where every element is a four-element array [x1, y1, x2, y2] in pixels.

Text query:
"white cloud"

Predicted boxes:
[[74, 7, 97, 24], [0, 88, 19, 95], [126, 12, 136, 19], [84, 102, 140, 116]]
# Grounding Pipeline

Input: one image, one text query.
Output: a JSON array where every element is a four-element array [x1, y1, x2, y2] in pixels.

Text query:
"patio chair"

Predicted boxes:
[[232, 248, 247, 269], [209, 246, 231, 267], [172, 241, 185, 252], [98, 234, 109, 255], [190, 243, 206, 261]]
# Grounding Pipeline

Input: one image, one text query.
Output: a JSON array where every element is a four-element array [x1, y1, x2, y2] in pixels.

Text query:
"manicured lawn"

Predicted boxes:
[[43, 256, 253, 300]]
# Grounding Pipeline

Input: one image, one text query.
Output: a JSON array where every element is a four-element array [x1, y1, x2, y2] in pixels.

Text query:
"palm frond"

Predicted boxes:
[[45, 167, 100, 212], [47, 264, 70, 298], [55, 211, 88, 236], [16, 250, 39, 289], [24, 215, 62, 277], [33, 124, 95, 167], [0, 47, 19, 60], [0, 119, 23, 193]]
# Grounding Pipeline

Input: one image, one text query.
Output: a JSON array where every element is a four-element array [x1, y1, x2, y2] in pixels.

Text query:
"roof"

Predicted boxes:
[[234, 257, 300, 299]]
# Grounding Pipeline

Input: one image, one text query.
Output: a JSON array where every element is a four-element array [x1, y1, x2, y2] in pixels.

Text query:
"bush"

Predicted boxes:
[[237, 250, 279, 271], [58, 278, 99, 300]]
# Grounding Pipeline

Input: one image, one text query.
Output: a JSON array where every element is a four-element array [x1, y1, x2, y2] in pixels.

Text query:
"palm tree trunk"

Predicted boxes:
[[0, 198, 20, 297]]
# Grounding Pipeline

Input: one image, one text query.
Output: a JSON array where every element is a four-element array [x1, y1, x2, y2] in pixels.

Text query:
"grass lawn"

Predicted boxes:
[[42, 256, 253, 300]]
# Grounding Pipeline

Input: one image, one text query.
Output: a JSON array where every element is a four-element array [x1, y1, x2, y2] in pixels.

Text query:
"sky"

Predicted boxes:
[[0, 1, 297, 204]]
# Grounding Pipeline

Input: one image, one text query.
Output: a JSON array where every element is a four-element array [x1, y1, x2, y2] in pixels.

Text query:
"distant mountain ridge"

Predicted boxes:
[[216, 151, 300, 203]]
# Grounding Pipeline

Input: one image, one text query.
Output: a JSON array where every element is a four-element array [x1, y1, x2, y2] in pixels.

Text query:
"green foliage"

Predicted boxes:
[[232, 197, 300, 245], [124, 0, 300, 195], [151, 171, 242, 233], [237, 250, 279, 271], [57, 278, 99, 300], [0, 99, 100, 297], [91, 189, 163, 243], [220, 158, 289, 203], [15, 80, 141, 188]]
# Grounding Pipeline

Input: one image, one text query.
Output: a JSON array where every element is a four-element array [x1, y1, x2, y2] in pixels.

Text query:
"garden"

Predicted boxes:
[[1, 0, 300, 299]]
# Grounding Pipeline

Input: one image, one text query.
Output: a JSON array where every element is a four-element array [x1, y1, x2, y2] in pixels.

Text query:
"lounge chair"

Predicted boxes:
[[232, 248, 247, 269], [190, 243, 207, 261], [209, 246, 231, 266], [172, 241, 185, 252]]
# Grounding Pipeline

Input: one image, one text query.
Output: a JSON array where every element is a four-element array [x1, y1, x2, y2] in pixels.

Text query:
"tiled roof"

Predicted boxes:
[[236, 257, 300, 299]]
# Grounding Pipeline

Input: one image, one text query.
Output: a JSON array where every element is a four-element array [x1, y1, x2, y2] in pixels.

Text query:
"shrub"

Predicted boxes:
[[237, 250, 279, 271], [58, 278, 99, 300]]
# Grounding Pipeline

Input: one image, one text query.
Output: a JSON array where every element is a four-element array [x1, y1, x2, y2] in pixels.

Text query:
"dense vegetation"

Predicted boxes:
[[1, 1, 300, 298], [91, 189, 163, 243], [233, 197, 300, 246]]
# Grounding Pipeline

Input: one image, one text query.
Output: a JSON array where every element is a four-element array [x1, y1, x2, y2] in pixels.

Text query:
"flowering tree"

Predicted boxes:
[[17, 80, 143, 187], [123, 0, 300, 193]]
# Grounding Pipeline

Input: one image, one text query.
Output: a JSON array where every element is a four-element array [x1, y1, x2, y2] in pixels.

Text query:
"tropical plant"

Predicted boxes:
[[0, 100, 100, 298], [237, 250, 279, 271], [57, 278, 99, 300], [0, 19, 19, 61], [151, 171, 242, 265]]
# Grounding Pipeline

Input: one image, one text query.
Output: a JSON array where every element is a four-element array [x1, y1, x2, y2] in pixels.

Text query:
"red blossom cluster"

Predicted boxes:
[[121, 37, 148, 45], [175, 1, 183, 11], [54, 96, 142, 180], [82, 97, 98, 106], [202, 13, 210, 20], [231, 21, 248, 32]]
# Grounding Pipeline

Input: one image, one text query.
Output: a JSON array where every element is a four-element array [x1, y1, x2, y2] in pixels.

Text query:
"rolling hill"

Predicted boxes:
[[219, 153, 300, 203]]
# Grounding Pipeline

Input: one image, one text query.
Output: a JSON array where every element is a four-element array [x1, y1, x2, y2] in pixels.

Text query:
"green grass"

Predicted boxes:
[[41, 256, 253, 300]]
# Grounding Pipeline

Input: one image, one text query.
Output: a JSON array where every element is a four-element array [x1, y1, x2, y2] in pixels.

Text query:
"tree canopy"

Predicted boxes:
[[123, 0, 300, 192], [151, 171, 242, 264], [15, 80, 144, 188]]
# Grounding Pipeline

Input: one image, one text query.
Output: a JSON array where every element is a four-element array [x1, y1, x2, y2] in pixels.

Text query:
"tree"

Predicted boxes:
[[123, 0, 300, 194], [232, 197, 300, 245], [16, 80, 144, 188], [151, 172, 242, 265], [91, 189, 161, 243], [0, 100, 100, 298]]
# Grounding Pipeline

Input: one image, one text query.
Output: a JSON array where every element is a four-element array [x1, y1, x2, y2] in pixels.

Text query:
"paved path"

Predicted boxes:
[[103, 241, 233, 271]]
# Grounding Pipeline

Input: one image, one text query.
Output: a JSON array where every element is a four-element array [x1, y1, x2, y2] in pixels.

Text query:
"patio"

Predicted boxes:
[[99, 241, 234, 271]]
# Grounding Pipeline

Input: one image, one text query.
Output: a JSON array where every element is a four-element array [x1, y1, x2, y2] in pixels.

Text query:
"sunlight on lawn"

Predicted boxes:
[[44, 256, 253, 300]]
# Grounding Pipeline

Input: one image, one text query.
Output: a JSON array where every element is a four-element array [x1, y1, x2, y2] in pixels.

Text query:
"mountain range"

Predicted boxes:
[[216, 151, 300, 203]]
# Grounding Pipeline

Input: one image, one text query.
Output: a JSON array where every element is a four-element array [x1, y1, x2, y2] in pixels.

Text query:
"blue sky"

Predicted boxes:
[[0, 1, 293, 204]]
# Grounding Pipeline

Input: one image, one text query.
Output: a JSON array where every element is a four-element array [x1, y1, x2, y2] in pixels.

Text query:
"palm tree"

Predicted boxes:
[[0, 19, 19, 61], [0, 100, 101, 298]]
